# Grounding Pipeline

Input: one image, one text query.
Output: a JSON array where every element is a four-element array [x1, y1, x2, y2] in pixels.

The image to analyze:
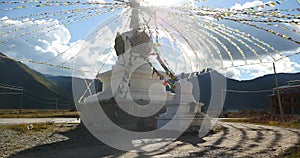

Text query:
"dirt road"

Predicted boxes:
[[140, 122, 300, 157], [0, 118, 80, 125], [8, 122, 300, 158]]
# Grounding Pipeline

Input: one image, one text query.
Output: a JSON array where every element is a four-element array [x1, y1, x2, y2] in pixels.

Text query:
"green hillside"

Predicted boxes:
[[0, 53, 70, 109]]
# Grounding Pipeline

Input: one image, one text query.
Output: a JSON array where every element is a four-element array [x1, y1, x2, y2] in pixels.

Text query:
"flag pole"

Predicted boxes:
[[273, 62, 283, 121]]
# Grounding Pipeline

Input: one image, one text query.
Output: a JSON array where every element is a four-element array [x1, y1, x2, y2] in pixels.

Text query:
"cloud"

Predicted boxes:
[[0, 17, 82, 76], [224, 53, 300, 80], [1, 9, 299, 81], [0, 17, 116, 78], [224, 67, 241, 80], [0, 5, 135, 78], [150, 10, 300, 81], [230, 0, 264, 10]]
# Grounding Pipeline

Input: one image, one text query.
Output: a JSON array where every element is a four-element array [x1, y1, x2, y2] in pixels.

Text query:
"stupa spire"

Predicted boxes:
[[129, 0, 141, 29]]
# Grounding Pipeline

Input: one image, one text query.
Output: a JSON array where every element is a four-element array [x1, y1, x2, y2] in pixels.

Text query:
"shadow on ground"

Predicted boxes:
[[9, 124, 209, 158], [11, 122, 295, 157], [10, 124, 124, 158]]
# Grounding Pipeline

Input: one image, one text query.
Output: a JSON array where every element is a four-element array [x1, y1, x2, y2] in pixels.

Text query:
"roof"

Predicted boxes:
[[276, 84, 300, 90], [271, 80, 300, 90], [288, 80, 300, 86]]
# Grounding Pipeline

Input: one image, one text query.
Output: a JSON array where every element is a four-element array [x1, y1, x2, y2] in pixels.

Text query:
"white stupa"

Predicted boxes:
[[156, 73, 209, 132], [82, 0, 210, 132]]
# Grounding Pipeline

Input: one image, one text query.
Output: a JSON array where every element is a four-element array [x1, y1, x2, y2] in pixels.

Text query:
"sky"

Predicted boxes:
[[0, 0, 299, 80]]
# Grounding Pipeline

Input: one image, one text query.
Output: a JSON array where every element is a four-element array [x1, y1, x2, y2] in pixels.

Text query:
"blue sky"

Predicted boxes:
[[0, 0, 299, 80], [0, 1, 119, 42], [1, 0, 298, 42]]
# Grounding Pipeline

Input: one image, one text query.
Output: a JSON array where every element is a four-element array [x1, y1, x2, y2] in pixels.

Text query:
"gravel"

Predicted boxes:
[[1, 122, 299, 158], [0, 124, 75, 158]]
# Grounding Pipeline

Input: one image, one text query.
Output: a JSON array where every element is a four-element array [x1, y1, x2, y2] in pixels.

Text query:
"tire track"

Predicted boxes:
[[160, 122, 300, 157]]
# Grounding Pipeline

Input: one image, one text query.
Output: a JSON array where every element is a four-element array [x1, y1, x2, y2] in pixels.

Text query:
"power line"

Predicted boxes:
[[0, 85, 23, 91], [0, 83, 24, 91], [23, 91, 58, 101], [0, 92, 22, 95], [0, 83, 23, 89], [224, 89, 273, 93], [23, 93, 55, 104]]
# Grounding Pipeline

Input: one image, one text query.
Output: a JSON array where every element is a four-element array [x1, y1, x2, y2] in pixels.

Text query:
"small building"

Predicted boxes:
[[270, 80, 300, 115]]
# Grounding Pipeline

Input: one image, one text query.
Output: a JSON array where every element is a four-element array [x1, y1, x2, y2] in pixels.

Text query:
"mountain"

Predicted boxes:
[[49, 70, 299, 111], [195, 70, 300, 111], [0, 53, 299, 111], [46, 76, 73, 99], [47, 75, 102, 103], [0, 53, 68, 109]]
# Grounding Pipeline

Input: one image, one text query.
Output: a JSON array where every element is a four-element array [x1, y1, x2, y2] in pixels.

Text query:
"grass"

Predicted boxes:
[[0, 122, 56, 133], [223, 118, 300, 129], [0, 122, 78, 134], [224, 110, 300, 129], [0, 109, 79, 118]]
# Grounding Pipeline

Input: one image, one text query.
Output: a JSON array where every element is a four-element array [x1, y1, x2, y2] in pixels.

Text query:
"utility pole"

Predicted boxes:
[[55, 98, 58, 112], [273, 62, 283, 120], [19, 91, 23, 113]]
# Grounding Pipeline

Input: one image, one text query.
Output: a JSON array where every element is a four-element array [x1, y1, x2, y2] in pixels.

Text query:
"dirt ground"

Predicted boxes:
[[5, 121, 300, 158]]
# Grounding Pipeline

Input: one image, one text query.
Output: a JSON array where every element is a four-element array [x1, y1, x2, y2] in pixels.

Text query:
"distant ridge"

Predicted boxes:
[[49, 70, 300, 111], [0, 54, 299, 110], [0, 53, 68, 109], [196, 70, 300, 111]]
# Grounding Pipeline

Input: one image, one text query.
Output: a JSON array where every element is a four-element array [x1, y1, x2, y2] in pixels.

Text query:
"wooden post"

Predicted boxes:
[[55, 98, 58, 112], [19, 92, 23, 113], [273, 62, 283, 120], [292, 97, 295, 115]]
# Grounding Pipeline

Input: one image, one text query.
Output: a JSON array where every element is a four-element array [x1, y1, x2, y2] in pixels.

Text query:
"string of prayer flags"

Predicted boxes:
[[239, 21, 300, 45], [0, 7, 116, 47], [231, 0, 286, 11], [0, 1, 125, 12]]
